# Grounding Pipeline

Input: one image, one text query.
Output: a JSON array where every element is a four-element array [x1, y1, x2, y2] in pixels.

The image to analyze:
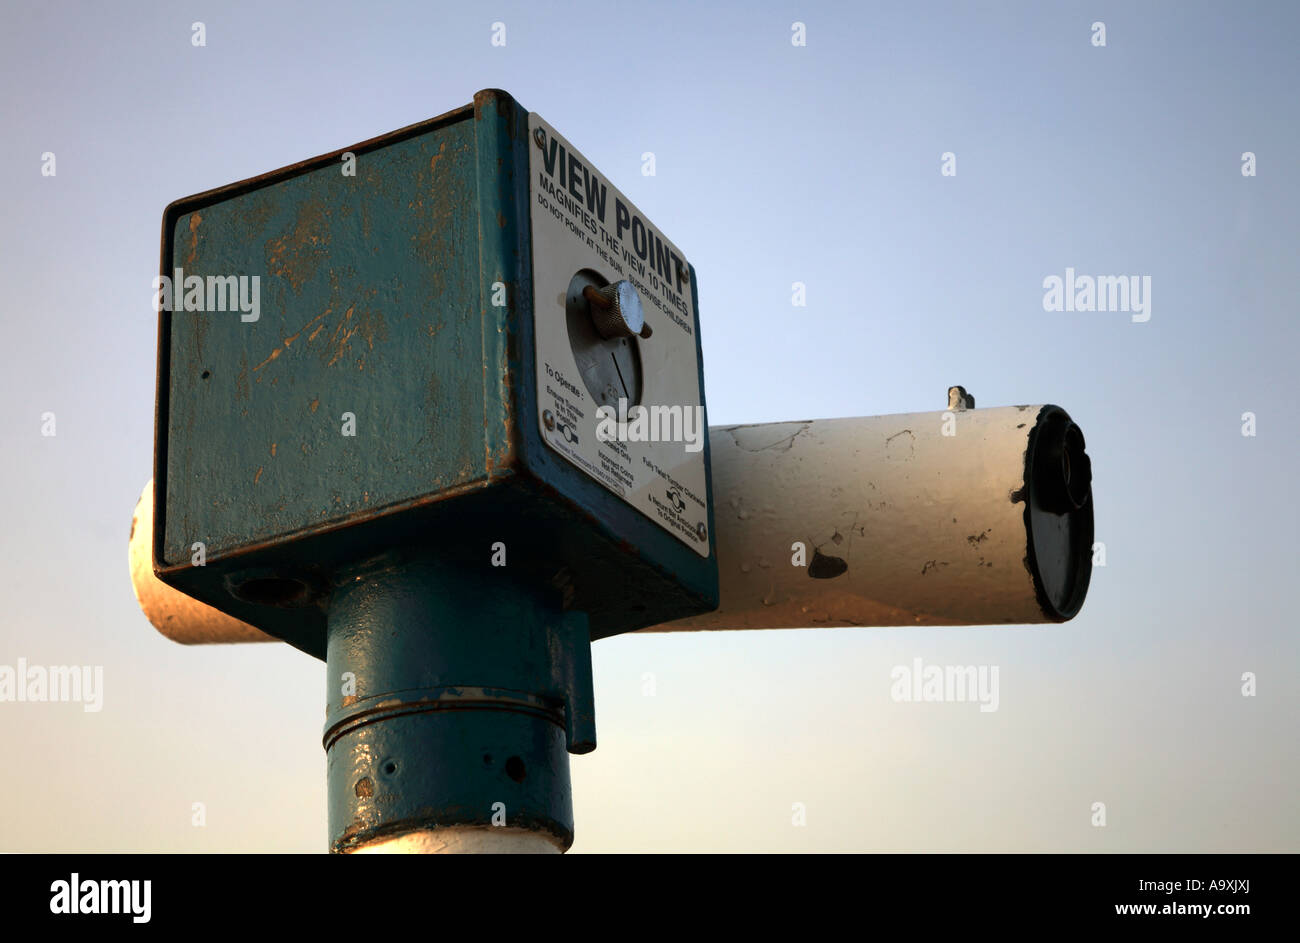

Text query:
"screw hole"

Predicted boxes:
[[505, 756, 526, 783], [201, 370, 211, 379]]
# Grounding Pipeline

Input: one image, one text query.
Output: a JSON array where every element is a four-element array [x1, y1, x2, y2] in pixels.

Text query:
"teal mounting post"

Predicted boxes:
[[325, 555, 593, 851]]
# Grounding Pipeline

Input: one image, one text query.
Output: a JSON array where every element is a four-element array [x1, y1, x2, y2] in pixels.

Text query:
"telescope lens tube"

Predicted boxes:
[[1033, 415, 1092, 514], [323, 556, 592, 853], [1024, 408, 1094, 620]]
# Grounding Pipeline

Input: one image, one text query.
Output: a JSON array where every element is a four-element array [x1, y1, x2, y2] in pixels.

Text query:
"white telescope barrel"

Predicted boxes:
[[130, 479, 275, 644], [658, 405, 1092, 630], [129, 405, 1093, 642]]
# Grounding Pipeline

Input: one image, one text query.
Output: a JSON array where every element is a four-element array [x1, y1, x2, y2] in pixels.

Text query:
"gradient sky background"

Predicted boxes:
[[1, 0, 1295, 852]]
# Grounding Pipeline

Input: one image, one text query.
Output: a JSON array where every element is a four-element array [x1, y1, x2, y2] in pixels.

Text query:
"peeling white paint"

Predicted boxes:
[[656, 407, 1051, 631]]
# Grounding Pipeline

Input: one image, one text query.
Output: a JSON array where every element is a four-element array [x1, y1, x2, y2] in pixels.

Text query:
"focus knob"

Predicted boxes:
[[583, 281, 653, 339]]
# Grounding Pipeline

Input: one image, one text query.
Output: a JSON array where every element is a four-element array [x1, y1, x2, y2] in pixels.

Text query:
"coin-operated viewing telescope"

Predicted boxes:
[[135, 89, 1094, 853]]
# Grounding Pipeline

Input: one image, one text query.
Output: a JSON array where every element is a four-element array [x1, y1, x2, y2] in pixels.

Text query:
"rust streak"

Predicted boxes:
[[326, 305, 358, 366], [251, 346, 284, 372], [185, 212, 202, 265], [328, 328, 358, 366], [252, 320, 315, 373], [428, 141, 447, 178], [299, 308, 331, 340]]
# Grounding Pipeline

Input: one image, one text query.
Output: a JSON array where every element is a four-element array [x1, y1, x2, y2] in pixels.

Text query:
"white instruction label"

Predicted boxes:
[[528, 112, 710, 556]]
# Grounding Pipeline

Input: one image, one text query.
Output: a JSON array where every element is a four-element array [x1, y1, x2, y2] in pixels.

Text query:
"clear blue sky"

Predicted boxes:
[[0, 0, 1295, 850]]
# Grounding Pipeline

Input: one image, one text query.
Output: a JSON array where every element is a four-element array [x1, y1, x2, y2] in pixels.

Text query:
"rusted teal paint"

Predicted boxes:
[[162, 118, 483, 563]]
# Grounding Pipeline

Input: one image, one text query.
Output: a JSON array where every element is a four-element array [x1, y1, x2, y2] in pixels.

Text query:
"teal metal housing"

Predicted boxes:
[[153, 90, 718, 658]]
